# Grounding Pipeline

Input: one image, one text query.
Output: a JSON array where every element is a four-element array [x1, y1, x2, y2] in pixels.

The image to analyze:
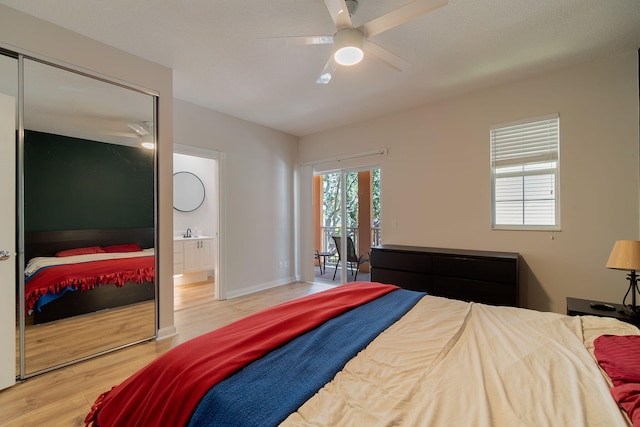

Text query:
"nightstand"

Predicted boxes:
[[566, 297, 640, 329]]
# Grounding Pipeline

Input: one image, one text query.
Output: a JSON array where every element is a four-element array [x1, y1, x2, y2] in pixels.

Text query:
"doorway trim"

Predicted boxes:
[[173, 143, 226, 300]]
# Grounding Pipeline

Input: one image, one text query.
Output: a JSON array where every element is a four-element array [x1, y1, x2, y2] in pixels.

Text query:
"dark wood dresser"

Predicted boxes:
[[370, 245, 519, 307]]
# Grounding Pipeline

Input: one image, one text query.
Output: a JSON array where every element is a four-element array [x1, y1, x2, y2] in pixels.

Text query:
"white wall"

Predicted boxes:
[[173, 153, 218, 239], [0, 5, 175, 332], [299, 50, 640, 314], [173, 99, 298, 298]]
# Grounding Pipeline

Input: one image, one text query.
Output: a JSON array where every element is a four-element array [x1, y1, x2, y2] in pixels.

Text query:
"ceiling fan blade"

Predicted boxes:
[[127, 122, 150, 136], [324, 0, 353, 30], [99, 131, 140, 139], [261, 35, 334, 47], [316, 56, 338, 84], [358, 0, 448, 38], [363, 40, 410, 71]]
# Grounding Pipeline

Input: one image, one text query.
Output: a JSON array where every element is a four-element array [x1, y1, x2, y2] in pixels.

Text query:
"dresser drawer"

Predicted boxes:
[[370, 250, 432, 274], [432, 255, 517, 284], [371, 268, 432, 293], [432, 276, 516, 306]]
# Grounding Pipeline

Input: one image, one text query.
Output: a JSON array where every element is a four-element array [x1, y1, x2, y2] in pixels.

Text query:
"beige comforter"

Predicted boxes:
[[282, 295, 638, 426]]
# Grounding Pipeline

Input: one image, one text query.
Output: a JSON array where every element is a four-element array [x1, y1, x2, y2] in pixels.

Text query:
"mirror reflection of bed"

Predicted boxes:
[[21, 228, 156, 374], [15, 57, 158, 377]]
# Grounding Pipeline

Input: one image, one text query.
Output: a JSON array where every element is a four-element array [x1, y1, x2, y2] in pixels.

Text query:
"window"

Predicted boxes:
[[490, 114, 560, 230]]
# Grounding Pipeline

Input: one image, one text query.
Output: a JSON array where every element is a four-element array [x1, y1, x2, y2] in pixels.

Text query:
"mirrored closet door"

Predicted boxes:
[[0, 51, 18, 390], [17, 56, 158, 376]]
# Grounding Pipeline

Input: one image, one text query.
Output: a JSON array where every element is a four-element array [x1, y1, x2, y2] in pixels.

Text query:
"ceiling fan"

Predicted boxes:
[[127, 121, 155, 149], [269, 0, 448, 84], [92, 121, 154, 149]]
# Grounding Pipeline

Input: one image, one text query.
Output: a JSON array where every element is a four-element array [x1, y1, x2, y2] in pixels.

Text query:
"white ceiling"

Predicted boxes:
[[1, 0, 639, 137]]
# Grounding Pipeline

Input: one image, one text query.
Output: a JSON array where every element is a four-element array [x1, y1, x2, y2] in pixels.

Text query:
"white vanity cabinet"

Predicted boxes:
[[173, 237, 215, 285], [183, 238, 214, 273], [173, 241, 184, 275]]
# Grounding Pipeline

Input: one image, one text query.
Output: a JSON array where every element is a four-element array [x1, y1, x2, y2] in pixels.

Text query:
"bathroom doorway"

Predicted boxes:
[[173, 144, 223, 307]]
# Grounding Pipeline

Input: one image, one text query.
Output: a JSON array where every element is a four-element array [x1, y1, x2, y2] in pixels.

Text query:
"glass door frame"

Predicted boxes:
[[315, 165, 380, 284]]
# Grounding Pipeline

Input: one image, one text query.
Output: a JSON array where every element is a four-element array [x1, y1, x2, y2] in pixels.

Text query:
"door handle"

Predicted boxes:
[[0, 250, 10, 261]]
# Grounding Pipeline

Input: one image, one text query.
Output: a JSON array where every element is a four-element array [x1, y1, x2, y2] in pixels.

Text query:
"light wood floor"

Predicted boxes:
[[0, 280, 335, 426], [19, 301, 155, 374]]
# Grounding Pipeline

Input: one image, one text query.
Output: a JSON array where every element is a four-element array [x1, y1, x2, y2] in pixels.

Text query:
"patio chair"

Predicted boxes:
[[331, 236, 370, 281]]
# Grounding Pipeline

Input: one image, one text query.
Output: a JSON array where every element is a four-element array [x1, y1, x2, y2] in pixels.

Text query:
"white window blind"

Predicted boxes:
[[490, 114, 559, 230]]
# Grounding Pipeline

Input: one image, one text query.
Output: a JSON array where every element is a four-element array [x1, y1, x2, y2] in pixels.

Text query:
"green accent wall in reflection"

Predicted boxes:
[[24, 130, 154, 231]]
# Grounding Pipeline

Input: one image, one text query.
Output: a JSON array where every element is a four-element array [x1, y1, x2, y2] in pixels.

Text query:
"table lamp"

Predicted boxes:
[[606, 240, 640, 316]]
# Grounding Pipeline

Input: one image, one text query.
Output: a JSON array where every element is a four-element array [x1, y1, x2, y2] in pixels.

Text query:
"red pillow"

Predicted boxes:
[[102, 243, 143, 253], [595, 335, 640, 385], [595, 335, 640, 425], [612, 383, 640, 426], [55, 246, 106, 257]]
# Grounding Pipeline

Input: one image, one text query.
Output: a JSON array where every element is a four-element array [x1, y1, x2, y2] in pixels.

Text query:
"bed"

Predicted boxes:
[[85, 282, 640, 426], [24, 227, 155, 324]]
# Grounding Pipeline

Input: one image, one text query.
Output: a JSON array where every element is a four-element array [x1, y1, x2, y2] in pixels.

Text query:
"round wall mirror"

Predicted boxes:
[[173, 171, 205, 212]]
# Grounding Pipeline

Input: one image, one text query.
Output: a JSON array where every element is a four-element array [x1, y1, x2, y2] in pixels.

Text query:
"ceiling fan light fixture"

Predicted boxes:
[[335, 46, 363, 66], [333, 28, 364, 66]]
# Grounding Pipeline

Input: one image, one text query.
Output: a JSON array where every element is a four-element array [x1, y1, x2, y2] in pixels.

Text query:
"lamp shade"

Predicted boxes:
[[606, 240, 640, 271]]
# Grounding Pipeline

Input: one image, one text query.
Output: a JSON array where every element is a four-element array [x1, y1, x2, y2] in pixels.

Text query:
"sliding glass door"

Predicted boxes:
[[313, 168, 380, 284]]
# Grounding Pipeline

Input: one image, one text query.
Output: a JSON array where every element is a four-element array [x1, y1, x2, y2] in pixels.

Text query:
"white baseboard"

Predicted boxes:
[[173, 271, 211, 286], [156, 325, 177, 340], [225, 277, 295, 299]]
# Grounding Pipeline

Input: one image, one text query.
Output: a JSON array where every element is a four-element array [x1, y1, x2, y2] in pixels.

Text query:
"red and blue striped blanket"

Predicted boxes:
[[86, 282, 424, 426]]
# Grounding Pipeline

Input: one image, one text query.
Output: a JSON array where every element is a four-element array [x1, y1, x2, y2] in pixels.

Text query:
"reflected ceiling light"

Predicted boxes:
[[140, 134, 155, 150], [333, 28, 364, 66], [317, 72, 332, 84]]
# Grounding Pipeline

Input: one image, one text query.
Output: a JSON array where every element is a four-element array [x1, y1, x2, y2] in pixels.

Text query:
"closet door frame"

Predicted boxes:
[[5, 49, 160, 379], [0, 50, 17, 390]]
